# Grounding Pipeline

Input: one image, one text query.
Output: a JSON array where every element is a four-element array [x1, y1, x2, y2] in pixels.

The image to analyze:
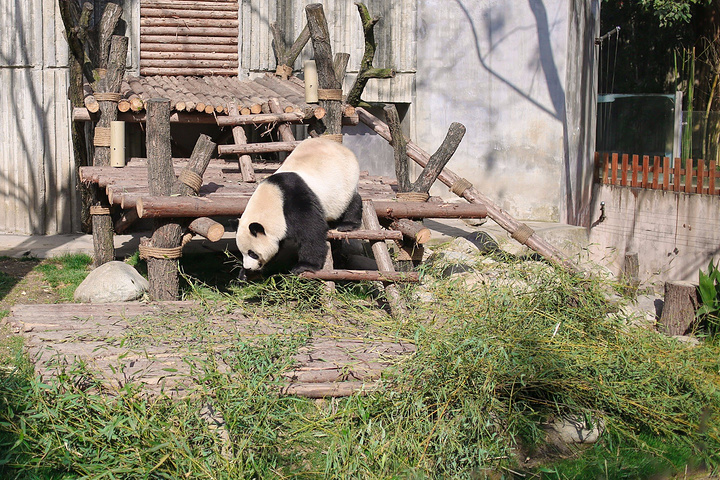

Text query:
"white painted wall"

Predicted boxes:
[[414, 0, 599, 223], [588, 185, 720, 288]]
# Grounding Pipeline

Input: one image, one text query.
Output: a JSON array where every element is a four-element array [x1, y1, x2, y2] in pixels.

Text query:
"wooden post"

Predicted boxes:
[[659, 281, 699, 335], [305, 4, 343, 137], [385, 104, 410, 192], [227, 102, 255, 182], [620, 252, 640, 297], [346, 3, 395, 107], [141, 120, 217, 300], [270, 23, 311, 78], [92, 34, 128, 267], [362, 200, 405, 317], [142, 99, 182, 300]]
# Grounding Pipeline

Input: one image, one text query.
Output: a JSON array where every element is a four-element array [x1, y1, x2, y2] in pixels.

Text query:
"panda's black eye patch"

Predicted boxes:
[[247, 250, 259, 260]]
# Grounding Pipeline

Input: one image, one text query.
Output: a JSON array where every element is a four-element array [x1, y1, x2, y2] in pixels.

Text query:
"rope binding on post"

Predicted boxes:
[[275, 65, 293, 79], [89, 206, 111, 216], [317, 89, 343, 101], [179, 169, 203, 194], [396, 191, 430, 202], [450, 177, 473, 197], [322, 133, 343, 143], [93, 127, 112, 147], [511, 223, 535, 245], [94, 92, 122, 102], [139, 245, 183, 260]]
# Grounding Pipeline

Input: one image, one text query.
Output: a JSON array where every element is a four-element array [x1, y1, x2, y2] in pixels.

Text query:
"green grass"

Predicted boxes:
[[0, 251, 718, 478], [34, 253, 92, 301]]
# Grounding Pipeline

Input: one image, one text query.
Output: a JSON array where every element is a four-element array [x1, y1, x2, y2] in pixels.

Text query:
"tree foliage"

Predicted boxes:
[[637, 0, 711, 26]]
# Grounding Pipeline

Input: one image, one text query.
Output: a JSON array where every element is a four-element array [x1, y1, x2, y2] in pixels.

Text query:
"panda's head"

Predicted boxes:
[[235, 221, 279, 271]]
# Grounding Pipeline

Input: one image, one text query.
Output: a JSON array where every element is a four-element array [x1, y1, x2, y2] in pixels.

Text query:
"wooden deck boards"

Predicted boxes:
[[80, 157, 399, 212], [8, 302, 414, 397]]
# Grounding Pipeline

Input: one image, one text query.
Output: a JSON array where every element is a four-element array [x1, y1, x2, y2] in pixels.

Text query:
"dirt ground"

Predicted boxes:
[[0, 258, 64, 315]]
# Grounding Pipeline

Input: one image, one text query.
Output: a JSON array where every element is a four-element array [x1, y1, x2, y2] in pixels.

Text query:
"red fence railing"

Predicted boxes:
[[595, 152, 720, 195]]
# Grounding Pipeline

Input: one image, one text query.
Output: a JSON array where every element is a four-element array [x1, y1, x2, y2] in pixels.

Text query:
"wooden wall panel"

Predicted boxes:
[[139, 0, 240, 76]]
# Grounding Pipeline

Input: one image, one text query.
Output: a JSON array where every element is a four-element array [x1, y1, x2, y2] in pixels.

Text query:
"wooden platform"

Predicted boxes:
[[80, 157, 399, 213], [8, 302, 415, 397]]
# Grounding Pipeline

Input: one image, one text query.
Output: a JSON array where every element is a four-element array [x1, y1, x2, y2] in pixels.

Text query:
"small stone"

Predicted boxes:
[[73, 261, 148, 303], [546, 415, 604, 444]]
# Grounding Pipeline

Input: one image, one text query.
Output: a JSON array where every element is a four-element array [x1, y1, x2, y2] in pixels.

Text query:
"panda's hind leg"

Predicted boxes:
[[334, 192, 362, 232]]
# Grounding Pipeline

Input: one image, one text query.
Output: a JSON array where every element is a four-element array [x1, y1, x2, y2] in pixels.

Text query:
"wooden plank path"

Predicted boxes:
[[7, 302, 415, 397]]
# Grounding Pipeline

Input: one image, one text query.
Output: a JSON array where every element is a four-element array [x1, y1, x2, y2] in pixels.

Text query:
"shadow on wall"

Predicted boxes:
[[1, 0, 59, 235], [445, 0, 596, 225]]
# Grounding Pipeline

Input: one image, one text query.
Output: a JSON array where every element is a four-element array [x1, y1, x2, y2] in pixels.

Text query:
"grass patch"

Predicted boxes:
[[34, 253, 92, 301], [0, 252, 718, 478]]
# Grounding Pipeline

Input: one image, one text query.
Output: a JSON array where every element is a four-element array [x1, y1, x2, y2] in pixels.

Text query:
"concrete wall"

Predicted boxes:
[[414, 0, 599, 223], [588, 185, 720, 288]]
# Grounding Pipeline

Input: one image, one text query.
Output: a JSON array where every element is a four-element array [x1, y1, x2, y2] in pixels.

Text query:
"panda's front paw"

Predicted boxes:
[[291, 264, 320, 275]]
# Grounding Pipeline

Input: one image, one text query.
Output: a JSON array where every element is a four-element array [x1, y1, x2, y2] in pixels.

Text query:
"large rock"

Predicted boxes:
[[74, 261, 148, 303]]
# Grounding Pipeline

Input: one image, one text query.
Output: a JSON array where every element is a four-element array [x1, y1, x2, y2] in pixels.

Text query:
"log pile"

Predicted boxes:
[[79, 74, 340, 121]]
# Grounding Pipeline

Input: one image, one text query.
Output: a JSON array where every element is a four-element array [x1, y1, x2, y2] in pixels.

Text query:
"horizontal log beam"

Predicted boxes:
[[136, 196, 488, 219], [141, 43, 238, 53], [218, 141, 302, 155], [140, 26, 239, 37], [299, 269, 419, 283], [216, 112, 304, 126], [140, 18, 239, 28], [140, 51, 238, 61], [141, 59, 238, 68], [139, 67, 238, 76], [141, 35, 237, 45], [73, 108, 220, 124], [140, 7, 238, 19], [326, 229, 403, 241], [142, 1, 239, 11]]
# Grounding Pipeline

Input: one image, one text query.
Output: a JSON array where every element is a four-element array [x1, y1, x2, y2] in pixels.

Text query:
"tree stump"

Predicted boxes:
[[659, 281, 698, 335]]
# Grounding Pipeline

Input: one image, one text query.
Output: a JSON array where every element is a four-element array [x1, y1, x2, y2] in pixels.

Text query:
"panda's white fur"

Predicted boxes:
[[236, 137, 361, 273]]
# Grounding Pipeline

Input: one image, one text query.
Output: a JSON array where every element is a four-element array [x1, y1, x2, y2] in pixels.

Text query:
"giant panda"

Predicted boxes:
[[235, 137, 362, 274]]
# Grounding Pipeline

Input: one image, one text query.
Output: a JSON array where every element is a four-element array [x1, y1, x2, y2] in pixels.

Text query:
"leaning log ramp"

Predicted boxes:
[[8, 302, 415, 398]]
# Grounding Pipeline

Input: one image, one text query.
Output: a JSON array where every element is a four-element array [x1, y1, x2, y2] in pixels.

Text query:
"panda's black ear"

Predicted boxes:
[[249, 222, 265, 237]]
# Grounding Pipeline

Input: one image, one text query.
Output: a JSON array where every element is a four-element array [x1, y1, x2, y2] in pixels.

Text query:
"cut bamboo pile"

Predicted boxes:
[[140, 0, 239, 76], [596, 152, 720, 195]]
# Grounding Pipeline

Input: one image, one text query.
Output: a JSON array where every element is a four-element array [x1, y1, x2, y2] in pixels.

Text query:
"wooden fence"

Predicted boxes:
[[595, 152, 720, 195]]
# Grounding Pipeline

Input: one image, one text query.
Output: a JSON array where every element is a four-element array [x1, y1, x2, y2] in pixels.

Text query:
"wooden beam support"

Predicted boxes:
[[300, 269, 419, 283], [136, 197, 488, 219], [355, 106, 577, 271], [218, 141, 302, 156], [362, 200, 405, 316]]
